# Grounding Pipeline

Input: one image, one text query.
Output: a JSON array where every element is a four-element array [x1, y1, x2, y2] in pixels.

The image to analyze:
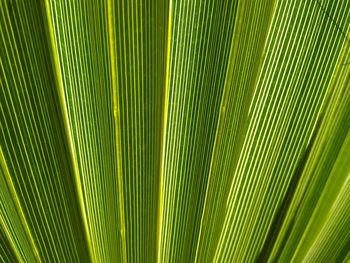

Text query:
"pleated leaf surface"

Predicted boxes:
[[0, 0, 349, 262]]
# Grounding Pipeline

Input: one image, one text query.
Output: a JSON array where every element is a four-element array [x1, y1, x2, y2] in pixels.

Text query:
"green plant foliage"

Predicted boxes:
[[0, 0, 349, 262]]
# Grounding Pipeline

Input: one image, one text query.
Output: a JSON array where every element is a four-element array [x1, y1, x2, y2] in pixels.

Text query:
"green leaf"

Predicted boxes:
[[1, 149, 37, 262], [0, 0, 349, 262], [0, 1, 91, 260]]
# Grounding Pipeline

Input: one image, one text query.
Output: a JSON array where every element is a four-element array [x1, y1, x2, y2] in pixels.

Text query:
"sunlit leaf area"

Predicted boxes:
[[1, 0, 350, 262]]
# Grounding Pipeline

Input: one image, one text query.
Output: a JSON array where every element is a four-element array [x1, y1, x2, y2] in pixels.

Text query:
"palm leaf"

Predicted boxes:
[[0, 0, 349, 262]]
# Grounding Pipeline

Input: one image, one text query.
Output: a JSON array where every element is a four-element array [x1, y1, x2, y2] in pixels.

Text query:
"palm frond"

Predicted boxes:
[[0, 0, 349, 262]]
